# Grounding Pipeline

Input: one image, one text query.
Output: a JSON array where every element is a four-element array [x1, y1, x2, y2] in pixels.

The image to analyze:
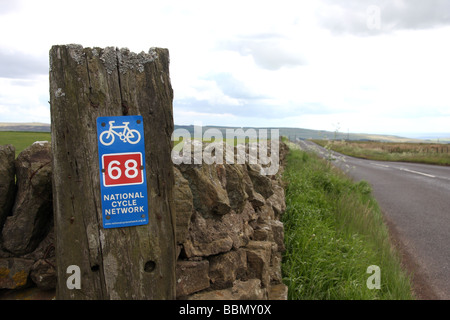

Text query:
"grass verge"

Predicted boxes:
[[281, 145, 414, 299], [312, 139, 450, 166]]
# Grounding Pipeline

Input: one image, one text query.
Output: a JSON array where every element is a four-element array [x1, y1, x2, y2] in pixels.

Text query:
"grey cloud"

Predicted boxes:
[[317, 0, 450, 36], [218, 34, 307, 70], [0, 49, 48, 79], [382, 0, 450, 29]]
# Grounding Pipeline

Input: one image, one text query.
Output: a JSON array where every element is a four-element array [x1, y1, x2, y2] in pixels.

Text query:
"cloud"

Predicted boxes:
[[175, 97, 286, 121], [0, 0, 22, 15], [175, 98, 258, 119], [0, 49, 48, 79], [218, 34, 307, 70], [0, 76, 50, 123], [204, 72, 268, 100], [316, 0, 450, 36], [174, 94, 335, 126]]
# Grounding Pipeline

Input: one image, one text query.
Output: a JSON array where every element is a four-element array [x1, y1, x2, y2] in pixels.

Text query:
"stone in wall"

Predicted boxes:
[[208, 248, 247, 290], [30, 258, 56, 290], [0, 144, 15, 235], [223, 164, 248, 212], [173, 167, 194, 245], [0, 258, 34, 289], [188, 279, 268, 300], [247, 164, 274, 199], [245, 241, 272, 288], [2, 141, 53, 256], [26, 229, 56, 290], [177, 161, 231, 217], [176, 260, 210, 298], [267, 184, 287, 219]]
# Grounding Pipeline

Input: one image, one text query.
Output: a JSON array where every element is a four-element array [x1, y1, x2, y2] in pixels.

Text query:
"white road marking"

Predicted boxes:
[[399, 168, 436, 178], [370, 162, 436, 178], [371, 163, 390, 168], [303, 142, 438, 180]]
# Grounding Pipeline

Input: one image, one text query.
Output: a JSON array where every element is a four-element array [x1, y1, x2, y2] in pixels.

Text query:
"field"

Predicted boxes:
[[0, 131, 51, 157], [281, 143, 414, 299], [3, 130, 258, 157], [313, 140, 450, 166]]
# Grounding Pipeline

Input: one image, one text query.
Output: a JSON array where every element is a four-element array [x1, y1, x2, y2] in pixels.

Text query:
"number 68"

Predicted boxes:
[[108, 159, 139, 180]]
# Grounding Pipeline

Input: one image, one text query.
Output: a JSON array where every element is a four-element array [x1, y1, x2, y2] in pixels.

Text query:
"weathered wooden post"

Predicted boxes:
[[49, 45, 176, 299]]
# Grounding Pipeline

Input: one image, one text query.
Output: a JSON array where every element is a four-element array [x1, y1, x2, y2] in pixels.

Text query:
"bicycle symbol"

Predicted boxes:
[[99, 121, 141, 146]]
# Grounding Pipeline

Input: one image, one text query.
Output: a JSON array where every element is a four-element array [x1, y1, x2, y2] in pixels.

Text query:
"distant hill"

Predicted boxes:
[[0, 122, 51, 132], [2, 122, 447, 143], [173, 124, 428, 143]]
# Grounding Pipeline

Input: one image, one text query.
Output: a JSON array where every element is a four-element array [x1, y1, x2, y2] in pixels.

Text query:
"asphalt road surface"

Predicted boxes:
[[296, 140, 450, 300]]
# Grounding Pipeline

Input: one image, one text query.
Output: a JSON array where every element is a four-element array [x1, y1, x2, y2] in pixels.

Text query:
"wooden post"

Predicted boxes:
[[49, 45, 176, 299]]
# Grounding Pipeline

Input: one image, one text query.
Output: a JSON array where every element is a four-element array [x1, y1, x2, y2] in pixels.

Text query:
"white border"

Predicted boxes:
[[101, 152, 144, 187]]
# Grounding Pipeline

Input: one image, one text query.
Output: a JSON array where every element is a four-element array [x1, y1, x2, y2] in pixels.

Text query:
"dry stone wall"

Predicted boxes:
[[0, 142, 55, 291], [173, 139, 288, 299], [0, 140, 288, 299]]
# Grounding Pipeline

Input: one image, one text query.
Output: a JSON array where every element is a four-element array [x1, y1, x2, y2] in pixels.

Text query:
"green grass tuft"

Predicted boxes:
[[281, 146, 414, 300]]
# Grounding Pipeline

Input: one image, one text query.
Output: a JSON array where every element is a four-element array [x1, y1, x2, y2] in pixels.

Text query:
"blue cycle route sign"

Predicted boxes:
[[96, 115, 149, 229]]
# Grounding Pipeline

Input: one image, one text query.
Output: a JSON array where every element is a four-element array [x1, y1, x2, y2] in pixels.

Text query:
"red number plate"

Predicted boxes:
[[102, 152, 144, 187]]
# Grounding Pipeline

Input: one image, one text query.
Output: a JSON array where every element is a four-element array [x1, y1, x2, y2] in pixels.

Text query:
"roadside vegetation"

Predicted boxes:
[[281, 143, 414, 299], [0, 131, 51, 157], [312, 139, 450, 166]]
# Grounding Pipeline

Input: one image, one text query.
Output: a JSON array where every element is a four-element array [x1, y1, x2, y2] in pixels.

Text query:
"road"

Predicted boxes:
[[296, 139, 450, 300]]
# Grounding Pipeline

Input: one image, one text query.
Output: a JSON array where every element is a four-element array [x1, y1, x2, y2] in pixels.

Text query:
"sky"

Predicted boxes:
[[0, 0, 450, 137]]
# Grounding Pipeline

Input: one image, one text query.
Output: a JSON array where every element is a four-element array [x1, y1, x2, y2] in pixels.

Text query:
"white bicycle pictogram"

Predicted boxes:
[[99, 121, 141, 146]]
